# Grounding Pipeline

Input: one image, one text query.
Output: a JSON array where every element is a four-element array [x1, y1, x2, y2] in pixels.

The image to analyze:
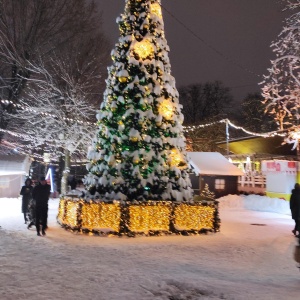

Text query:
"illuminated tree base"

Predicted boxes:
[[57, 197, 220, 237]]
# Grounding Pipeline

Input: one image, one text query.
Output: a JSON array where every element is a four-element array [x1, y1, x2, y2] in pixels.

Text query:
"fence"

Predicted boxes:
[[238, 174, 266, 188]]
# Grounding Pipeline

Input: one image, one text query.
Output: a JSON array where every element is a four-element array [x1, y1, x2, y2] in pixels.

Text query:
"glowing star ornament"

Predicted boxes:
[[150, 3, 162, 18], [169, 148, 185, 168], [158, 99, 174, 120], [133, 39, 154, 60]]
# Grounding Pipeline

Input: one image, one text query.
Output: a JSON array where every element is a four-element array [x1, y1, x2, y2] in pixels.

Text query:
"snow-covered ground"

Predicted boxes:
[[0, 194, 299, 300]]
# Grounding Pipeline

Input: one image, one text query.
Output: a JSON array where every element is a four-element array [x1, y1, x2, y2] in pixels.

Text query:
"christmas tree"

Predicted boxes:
[[85, 0, 193, 202], [200, 184, 215, 201]]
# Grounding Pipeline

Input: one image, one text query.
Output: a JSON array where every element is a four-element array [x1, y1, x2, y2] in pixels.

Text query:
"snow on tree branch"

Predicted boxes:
[[261, 2, 300, 131]]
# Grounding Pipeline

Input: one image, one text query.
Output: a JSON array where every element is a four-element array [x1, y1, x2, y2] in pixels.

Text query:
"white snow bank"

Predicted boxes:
[[0, 194, 298, 300], [217, 194, 291, 215]]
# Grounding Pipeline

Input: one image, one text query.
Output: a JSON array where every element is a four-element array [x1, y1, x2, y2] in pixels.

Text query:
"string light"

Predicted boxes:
[[183, 118, 286, 138], [1, 117, 287, 160], [1, 99, 95, 126], [174, 203, 215, 230], [160, 4, 261, 78], [2, 110, 283, 145], [150, 3, 162, 18], [57, 198, 219, 236]]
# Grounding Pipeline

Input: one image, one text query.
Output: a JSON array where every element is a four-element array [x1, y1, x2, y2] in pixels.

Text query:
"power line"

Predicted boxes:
[[161, 4, 262, 78]]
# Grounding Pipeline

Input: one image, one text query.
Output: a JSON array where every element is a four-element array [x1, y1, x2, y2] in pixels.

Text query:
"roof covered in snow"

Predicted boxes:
[[217, 135, 296, 156], [187, 152, 244, 176], [0, 154, 31, 176]]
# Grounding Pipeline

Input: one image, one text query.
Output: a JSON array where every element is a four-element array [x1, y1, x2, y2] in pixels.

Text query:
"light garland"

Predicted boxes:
[[1, 116, 287, 161], [174, 204, 215, 230], [64, 200, 80, 228], [57, 197, 220, 236], [81, 202, 121, 232], [128, 202, 171, 232], [183, 118, 286, 138], [1, 99, 286, 143], [150, 3, 162, 18], [1, 99, 95, 126]]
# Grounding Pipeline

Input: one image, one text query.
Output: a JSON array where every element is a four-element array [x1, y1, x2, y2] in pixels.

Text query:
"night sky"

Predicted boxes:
[[96, 0, 289, 103]]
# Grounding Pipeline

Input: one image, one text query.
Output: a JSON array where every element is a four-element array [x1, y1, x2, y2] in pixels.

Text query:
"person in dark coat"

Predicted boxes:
[[68, 176, 77, 190], [32, 176, 51, 236], [290, 183, 300, 236], [26, 197, 36, 229], [20, 178, 33, 224]]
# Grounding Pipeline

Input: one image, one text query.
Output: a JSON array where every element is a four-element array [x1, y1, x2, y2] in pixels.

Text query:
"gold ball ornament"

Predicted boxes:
[[130, 136, 139, 142], [118, 76, 128, 83], [157, 68, 163, 75], [133, 157, 140, 164]]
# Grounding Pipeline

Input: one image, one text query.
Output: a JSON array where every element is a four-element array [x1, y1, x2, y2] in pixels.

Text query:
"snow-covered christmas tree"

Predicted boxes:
[[85, 0, 193, 202]]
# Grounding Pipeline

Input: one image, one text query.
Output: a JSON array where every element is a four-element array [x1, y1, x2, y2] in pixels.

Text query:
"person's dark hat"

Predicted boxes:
[[40, 176, 46, 181]]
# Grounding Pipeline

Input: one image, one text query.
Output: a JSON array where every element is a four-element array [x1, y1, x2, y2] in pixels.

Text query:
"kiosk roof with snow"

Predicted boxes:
[[0, 154, 31, 176], [187, 152, 244, 176]]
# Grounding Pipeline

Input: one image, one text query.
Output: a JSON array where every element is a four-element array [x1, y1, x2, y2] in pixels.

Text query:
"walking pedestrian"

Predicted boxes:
[[26, 197, 36, 229], [32, 177, 51, 236], [290, 183, 300, 237], [20, 178, 33, 224]]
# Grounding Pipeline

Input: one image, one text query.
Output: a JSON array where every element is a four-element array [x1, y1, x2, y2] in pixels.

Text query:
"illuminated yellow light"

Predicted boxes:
[[57, 199, 65, 223], [174, 204, 215, 230], [169, 148, 184, 168], [158, 99, 173, 120], [58, 198, 218, 235], [65, 201, 80, 228], [133, 39, 154, 60], [128, 203, 171, 232], [82, 202, 121, 232], [150, 3, 162, 18], [290, 130, 300, 140]]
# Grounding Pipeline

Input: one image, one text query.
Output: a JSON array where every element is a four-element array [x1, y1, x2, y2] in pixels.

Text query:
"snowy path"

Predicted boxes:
[[0, 197, 299, 300]]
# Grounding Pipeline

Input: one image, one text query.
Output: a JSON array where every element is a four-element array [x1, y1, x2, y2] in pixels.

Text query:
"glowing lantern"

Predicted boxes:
[[133, 39, 154, 60], [150, 3, 162, 18], [158, 99, 173, 120]]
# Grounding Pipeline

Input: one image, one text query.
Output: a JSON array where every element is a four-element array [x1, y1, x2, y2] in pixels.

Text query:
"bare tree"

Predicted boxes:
[[0, 0, 110, 151], [0, 0, 102, 101], [6, 56, 98, 193], [1, 0, 111, 193], [237, 93, 277, 133], [179, 81, 233, 126], [179, 81, 233, 150], [261, 1, 300, 130]]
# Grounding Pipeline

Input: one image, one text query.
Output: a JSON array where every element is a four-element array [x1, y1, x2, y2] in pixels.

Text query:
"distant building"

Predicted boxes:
[[0, 155, 31, 197], [217, 135, 299, 197], [187, 152, 244, 198]]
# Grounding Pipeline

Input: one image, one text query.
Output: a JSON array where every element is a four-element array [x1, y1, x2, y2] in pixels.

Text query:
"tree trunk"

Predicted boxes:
[[61, 148, 70, 195]]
